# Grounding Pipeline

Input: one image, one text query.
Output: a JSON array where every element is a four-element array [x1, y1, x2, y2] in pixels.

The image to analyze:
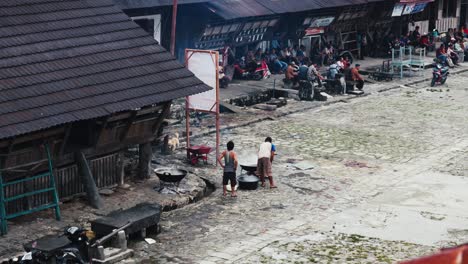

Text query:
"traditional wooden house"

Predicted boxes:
[[0, 0, 210, 234]]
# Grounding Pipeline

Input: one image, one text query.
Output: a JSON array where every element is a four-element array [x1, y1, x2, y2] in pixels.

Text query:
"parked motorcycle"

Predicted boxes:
[[234, 60, 271, 81], [431, 60, 449, 87], [17, 226, 94, 264]]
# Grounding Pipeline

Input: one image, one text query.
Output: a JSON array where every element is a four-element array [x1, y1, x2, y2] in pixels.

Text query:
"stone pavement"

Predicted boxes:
[[120, 69, 468, 263], [2, 63, 466, 263]]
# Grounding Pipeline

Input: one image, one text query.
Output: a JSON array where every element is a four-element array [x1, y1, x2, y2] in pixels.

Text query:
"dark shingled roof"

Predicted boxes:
[[0, 0, 211, 140]]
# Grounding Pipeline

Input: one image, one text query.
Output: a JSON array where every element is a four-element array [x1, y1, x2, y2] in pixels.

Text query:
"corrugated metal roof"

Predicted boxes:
[[0, 0, 211, 140], [207, 0, 385, 20], [113, 0, 210, 9]]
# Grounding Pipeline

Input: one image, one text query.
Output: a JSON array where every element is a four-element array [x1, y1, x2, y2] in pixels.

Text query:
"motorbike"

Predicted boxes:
[[431, 60, 449, 87], [16, 226, 93, 264], [234, 60, 271, 81]]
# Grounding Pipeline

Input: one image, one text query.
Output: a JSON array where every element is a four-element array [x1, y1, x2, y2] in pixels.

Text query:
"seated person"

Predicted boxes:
[[298, 58, 311, 80], [285, 62, 299, 87], [436, 44, 448, 64], [328, 61, 342, 80], [307, 63, 324, 87], [351, 64, 364, 90], [447, 43, 459, 65], [269, 49, 287, 74], [420, 34, 430, 49]]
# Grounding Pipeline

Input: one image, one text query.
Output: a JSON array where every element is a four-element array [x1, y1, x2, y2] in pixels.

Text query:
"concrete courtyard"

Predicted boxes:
[[119, 68, 468, 264]]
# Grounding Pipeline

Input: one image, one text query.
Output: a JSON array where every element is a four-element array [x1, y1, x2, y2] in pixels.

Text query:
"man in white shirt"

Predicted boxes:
[[256, 137, 277, 188]]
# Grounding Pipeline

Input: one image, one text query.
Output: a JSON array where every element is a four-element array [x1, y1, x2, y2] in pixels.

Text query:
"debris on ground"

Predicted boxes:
[[344, 160, 370, 168]]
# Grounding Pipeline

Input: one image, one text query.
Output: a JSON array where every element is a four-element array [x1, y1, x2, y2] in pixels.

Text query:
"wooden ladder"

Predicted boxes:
[[0, 144, 61, 235]]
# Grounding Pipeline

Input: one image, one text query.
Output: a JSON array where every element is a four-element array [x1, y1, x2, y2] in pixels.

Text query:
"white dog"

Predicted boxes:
[[168, 132, 179, 152]]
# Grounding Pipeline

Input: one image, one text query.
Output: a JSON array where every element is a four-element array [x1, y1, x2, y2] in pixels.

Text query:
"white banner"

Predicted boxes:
[[402, 3, 415, 15], [186, 50, 218, 112], [392, 3, 405, 17]]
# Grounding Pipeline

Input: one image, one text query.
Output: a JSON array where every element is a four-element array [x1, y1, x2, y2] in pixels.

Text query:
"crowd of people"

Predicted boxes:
[[435, 27, 468, 67], [233, 41, 347, 77]]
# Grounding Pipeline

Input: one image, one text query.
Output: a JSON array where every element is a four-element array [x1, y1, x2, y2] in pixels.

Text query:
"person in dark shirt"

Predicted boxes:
[[217, 141, 238, 197], [311, 43, 320, 65], [298, 58, 311, 80], [412, 26, 421, 46]]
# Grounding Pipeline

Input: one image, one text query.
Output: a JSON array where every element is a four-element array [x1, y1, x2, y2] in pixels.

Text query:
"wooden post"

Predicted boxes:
[[138, 142, 152, 179], [215, 51, 220, 167], [117, 151, 125, 186], [75, 151, 103, 209], [170, 0, 178, 56], [162, 135, 169, 155]]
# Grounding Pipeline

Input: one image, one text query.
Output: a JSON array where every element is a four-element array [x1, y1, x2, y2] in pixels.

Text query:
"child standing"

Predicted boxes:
[[217, 141, 238, 197]]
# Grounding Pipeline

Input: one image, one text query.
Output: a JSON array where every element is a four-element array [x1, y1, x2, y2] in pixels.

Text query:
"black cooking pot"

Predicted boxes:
[[154, 168, 188, 183], [237, 174, 259, 190], [240, 164, 257, 173]]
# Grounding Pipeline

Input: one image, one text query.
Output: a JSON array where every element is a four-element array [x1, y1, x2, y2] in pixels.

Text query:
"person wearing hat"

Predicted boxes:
[[351, 64, 364, 90]]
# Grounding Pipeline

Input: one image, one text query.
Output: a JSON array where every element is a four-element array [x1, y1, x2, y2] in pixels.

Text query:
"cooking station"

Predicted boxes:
[[237, 164, 260, 190]]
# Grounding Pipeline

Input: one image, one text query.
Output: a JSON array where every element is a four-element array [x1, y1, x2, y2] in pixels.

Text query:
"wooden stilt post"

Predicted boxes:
[[76, 151, 103, 209], [118, 151, 125, 186], [138, 142, 152, 179], [0, 159, 7, 235]]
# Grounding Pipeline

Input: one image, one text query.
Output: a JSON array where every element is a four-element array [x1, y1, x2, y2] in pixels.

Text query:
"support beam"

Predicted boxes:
[[152, 102, 172, 134], [75, 151, 103, 209], [138, 142, 152, 180], [59, 125, 71, 157], [94, 117, 109, 147], [117, 151, 125, 186], [120, 112, 138, 142]]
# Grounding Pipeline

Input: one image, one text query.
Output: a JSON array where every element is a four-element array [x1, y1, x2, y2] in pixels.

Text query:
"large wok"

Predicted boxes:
[[154, 168, 188, 183], [237, 174, 259, 190], [240, 164, 257, 173]]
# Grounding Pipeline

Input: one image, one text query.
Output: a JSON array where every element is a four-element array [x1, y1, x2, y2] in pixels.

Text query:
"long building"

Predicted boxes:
[[0, 0, 210, 233]]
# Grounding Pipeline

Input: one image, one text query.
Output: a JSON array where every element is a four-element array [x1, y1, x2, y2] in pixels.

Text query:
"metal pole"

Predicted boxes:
[[170, 0, 178, 56], [185, 50, 191, 160], [215, 51, 220, 167], [45, 144, 61, 221], [0, 158, 7, 235]]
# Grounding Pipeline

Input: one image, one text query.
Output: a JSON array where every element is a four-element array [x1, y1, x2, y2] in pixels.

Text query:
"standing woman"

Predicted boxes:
[[256, 137, 277, 189]]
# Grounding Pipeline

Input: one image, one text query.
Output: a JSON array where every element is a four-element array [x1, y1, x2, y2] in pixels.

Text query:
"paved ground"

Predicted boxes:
[[123, 70, 468, 263], [1, 62, 466, 263]]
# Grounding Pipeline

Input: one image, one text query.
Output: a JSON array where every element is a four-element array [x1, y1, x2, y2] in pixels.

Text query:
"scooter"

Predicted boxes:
[[56, 226, 92, 263], [431, 59, 449, 87], [242, 60, 270, 80], [17, 226, 93, 264]]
